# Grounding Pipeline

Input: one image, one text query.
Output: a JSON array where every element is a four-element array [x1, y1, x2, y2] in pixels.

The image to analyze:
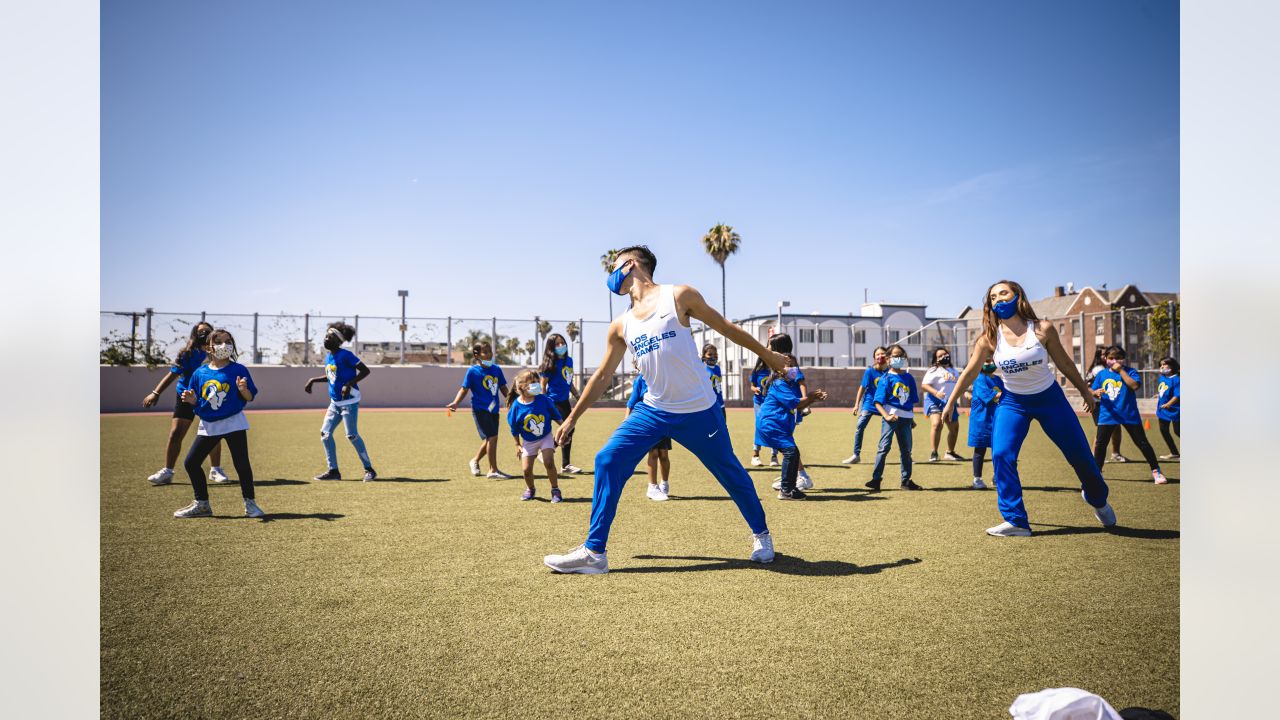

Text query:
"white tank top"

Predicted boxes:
[[623, 285, 717, 414], [992, 323, 1056, 395]]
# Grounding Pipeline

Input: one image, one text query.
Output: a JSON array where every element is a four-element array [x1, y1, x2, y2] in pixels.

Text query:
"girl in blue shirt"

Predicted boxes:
[[539, 333, 583, 475], [868, 344, 922, 491], [702, 343, 726, 423], [754, 353, 828, 500], [506, 370, 564, 502], [1091, 346, 1166, 484], [304, 322, 377, 482], [141, 321, 229, 486], [843, 346, 889, 464], [748, 363, 776, 467], [626, 366, 673, 501], [1156, 357, 1180, 459], [173, 329, 265, 519], [447, 341, 515, 479], [964, 362, 1005, 489]]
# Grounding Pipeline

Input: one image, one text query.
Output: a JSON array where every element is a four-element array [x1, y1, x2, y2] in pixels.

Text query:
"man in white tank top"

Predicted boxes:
[[544, 246, 788, 574]]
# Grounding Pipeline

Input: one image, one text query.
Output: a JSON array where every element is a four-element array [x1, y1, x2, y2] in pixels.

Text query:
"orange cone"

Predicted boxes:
[[1144, 419, 1150, 430]]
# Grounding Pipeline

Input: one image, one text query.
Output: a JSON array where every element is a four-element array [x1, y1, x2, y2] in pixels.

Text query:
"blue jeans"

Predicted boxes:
[[778, 446, 801, 492], [321, 402, 372, 470], [992, 383, 1109, 529], [871, 418, 913, 483], [851, 410, 875, 455], [586, 402, 767, 552]]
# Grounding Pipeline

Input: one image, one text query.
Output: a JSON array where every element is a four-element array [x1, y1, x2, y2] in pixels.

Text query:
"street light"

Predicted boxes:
[[776, 300, 790, 336], [398, 290, 409, 364]]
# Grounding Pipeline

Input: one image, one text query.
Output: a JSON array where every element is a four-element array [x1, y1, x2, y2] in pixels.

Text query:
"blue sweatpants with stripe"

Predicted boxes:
[[992, 383, 1109, 529], [585, 402, 768, 553]]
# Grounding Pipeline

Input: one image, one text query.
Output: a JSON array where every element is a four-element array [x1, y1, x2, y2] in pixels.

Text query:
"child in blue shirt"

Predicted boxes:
[[843, 346, 889, 465], [754, 353, 828, 500], [627, 368, 674, 501], [173, 329, 265, 519], [141, 321, 229, 486], [748, 363, 776, 467], [964, 362, 1005, 490], [1156, 357, 1180, 459], [506, 370, 564, 502], [447, 341, 515, 479], [702, 343, 726, 423], [539, 333, 583, 475], [1091, 346, 1166, 484], [304, 322, 377, 482], [868, 344, 922, 491]]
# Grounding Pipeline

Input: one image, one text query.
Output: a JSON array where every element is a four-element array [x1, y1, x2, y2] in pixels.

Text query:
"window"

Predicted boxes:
[[799, 356, 815, 366], [854, 329, 866, 344], [887, 330, 900, 343], [1094, 316, 1105, 335], [908, 357, 923, 368], [1057, 323, 1065, 336], [818, 357, 835, 367], [799, 329, 815, 343], [818, 329, 834, 343]]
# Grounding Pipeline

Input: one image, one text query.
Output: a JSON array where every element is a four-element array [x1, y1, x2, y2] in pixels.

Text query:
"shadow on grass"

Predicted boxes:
[[1105, 476, 1181, 485], [1030, 522, 1179, 540], [258, 512, 345, 523], [373, 477, 449, 483], [613, 554, 923, 576], [923, 485, 1079, 493], [528, 496, 591, 503]]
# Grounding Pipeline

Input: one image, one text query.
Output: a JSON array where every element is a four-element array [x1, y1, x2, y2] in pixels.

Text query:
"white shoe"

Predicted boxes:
[[1152, 470, 1168, 485], [174, 500, 212, 518], [209, 466, 232, 484], [986, 522, 1032, 537], [148, 468, 174, 485], [750, 456, 763, 467], [1084, 490, 1117, 527], [750, 531, 775, 563], [244, 499, 265, 518], [841, 454, 859, 464], [771, 478, 784, 490], [646, 484, 669, 502], [562, 464, 583, 475], [488, 470, 515, 480], [797, 473, 814, 491], [544, 544, 609, 574], [972, 478, 987, 490], [768, 457, 779, 467], [659, 481, 669, 495], [468, 459, 481, 476]]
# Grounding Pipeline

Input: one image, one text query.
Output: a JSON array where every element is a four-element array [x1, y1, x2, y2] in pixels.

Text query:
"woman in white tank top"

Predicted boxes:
[[945, 279, 1116, 538]]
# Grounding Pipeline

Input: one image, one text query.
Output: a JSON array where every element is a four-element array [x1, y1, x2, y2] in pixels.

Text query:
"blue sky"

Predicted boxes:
[[102, 0, 1178, 323]]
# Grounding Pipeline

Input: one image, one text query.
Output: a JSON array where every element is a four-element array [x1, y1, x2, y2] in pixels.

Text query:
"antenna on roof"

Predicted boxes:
[[864, 288, 868, 303]]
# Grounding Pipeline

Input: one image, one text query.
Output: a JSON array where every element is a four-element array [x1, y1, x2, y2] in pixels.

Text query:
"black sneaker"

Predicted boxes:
[[363, 468, 377, 482], [314, 468, 342, 481], [864, 479, 882, 491], [928, 452, 939, 463], [900, 480, 924, 491], [778, 488, 807, 500]]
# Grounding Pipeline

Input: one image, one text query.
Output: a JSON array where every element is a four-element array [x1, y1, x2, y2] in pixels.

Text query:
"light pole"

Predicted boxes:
[[776, 300, 790, 336], [398, 290, 409, 364]]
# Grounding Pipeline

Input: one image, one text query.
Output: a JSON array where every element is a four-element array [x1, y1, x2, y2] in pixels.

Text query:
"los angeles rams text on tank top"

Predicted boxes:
[[623, 285, 718, 413], [993, 322, 1056, 395]]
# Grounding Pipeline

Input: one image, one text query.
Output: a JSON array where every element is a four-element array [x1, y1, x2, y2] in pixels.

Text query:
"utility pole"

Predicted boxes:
[[398, 290, 409, 364]]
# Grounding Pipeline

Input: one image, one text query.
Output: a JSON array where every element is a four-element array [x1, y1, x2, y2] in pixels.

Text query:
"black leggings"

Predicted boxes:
[[1158, 419, 1180, 455], [554, 400, 575, 466], [1094, 424, 1160, 472], [972, 447, 988, 478], [185, 430, 254, 501]]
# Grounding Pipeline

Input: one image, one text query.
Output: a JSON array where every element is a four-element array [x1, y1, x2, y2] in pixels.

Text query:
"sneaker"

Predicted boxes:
[[771, 478, 784, 490], [1159, 454, 1180, 460], [778, 488, 807, 500], [314, 468, 342, 481], [646, 484, 669, 502], [986, 522, 1032, 537], [544, 544, 609, 574], [244, 499, 265, 518], [841, 454, 860, 464], [750, 531, 775, 563], [900, 480, 924, 491], [468, 459, 482, 476], [363, 468, 377, 482], [521, 488, 535, 501], [562, 464, 583, 475], [488, 470, 516, 480], [797, 473, 814, 491], [751, 456, 763, 467], [551, 488, 563, 503], [148, 468, 174, 486], [864, 479, 882, 491], [1083, 490, 1117, 527], [1152, 470, 1168, 485], [972, 478, 987, 490], [943, 452, 965, 462], [209, 466, 232, 484], [768, 456, 779, 467], [174, 500, 212, 518], [659, 481, 669, 496], [928, 452, 939, 463], [1110, 453, 1130, 464]]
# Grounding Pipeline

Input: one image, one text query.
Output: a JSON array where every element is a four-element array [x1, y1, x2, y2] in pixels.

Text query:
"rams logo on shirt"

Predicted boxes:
[[325, 363, 337, 384], [1157, 380, 1169, 397], [522, 414, 546, 437], [482, 375, 498, 395], [1101, 378, 1124, 402], [200, 379, 230, 411], [561, 365, 573, 384], [710, 373, 722, 394], [891, 381, 911, 404]]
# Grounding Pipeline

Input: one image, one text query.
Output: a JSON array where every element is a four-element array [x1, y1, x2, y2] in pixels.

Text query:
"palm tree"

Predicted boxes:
[[702, 223, 741, 317], [503, 337, 522, 365], [601, 249, 621, 319], [565, 321, 579, 344], [523, 339, 536, 365], [536, 320, 552, 359]]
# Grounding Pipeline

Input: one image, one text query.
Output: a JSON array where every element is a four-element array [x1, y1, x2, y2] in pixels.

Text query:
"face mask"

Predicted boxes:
[[554, 345, 568, 357], [479, 359, 493, 367], [196, 330, 211, 344], [874, 357, 888, 367], [938, 355, 951, 366], [981, 363, 997, 374], [212, 343, 233, 360], [705, 357, 717, 366], [783, 367, 801, 381], [606, 260, 633, 295], [527, 383, 543, 396], [1159, 368, 1173, 376], [889, 357, 906, 370], [992, 295, 1020, 320]]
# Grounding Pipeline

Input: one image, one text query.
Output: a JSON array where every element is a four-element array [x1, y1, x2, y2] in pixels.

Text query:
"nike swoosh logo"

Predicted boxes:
[[708, 429, 718, 438], [659, 313, 671, 319]]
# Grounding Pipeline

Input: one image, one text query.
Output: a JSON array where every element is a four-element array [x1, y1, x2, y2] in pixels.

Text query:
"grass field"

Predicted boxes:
[[101, 409, 1179, 719]]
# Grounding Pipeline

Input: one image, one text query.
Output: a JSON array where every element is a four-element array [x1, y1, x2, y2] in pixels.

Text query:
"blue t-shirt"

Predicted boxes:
[[749, 367, 770, 407], [706, 363, 724, 408], [968, 373, 1005, 447], [463, 364, 507, 413], [755, 372, 805, 450], [627, 375, 649, 411], [188, 362, 258, 421], [169, 349, 208, 396], [542, 357, 574, 403], [859, 367, 886, 413], [874, 371, 919, 416], [1092, 366, 1142, 425], [324, 348, 362, 402], [507, 394, 562, 441], [1156, 374, 1180, 422]]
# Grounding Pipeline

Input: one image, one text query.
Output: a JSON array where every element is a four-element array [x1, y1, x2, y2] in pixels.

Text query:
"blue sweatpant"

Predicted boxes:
[[585, 402, 768, 552], [992, 383, 1109, 529]]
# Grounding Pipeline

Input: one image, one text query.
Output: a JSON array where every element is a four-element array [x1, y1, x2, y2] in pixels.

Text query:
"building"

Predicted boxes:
[[351, 340, 463, 365]]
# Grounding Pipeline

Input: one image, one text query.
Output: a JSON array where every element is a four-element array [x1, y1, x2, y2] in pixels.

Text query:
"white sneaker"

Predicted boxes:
[[488, 470, 515, 480], [972, 478, 987, 490], [174, 500, 212, 518], [544, 544, 609, 574], [986, 522, 1032, 537], [148, 468, 174, 485], [750, 531, 775, 563], [646, 484, 669, 502], [797, 473, 814, 490], [209, 466, 232, 484], [659, 481, 669, 495], [841, 454, 859, 464], [768, 457, 779, 467], [771, 478, 784, 490], [1084, 490, 1117, 527], [562, 464, 583, 475], [1152, 470, 1168, 485], [469, 459, 482, 476], [750, 456, 763, 467], [244, 499, 265, 518]]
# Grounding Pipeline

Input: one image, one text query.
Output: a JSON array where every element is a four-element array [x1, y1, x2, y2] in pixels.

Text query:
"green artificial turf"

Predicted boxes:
[[101, 409, 1178, 719]]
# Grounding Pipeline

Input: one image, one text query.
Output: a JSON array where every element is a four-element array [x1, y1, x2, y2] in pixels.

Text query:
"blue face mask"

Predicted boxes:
[[992, 295, 1020, 320], [889, 357, 906, 370], [527, 383, 543, 395], [784, 367, 801, 381], [606, 260, 633, 295], [479, 359, 493, 367], [554, 345, 568, 357]]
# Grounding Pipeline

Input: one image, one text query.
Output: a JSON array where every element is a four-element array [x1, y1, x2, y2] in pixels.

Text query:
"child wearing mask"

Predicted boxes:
[[868, 345, 922, 491], [965, 361, 1005, 489], [540, 333, 583, 475], [447, 342, 515, 479], [922, 347, 966, 462], [842, 346, 889, 465], [142, 321, 229, 486], [1091, 346, 1167, 484], [1156, 357, 1180, 459], [305, 322, 377, 482], [507, 370, 564, 502], [754, 353, 828, 500], [703, 343, 726, 424]]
